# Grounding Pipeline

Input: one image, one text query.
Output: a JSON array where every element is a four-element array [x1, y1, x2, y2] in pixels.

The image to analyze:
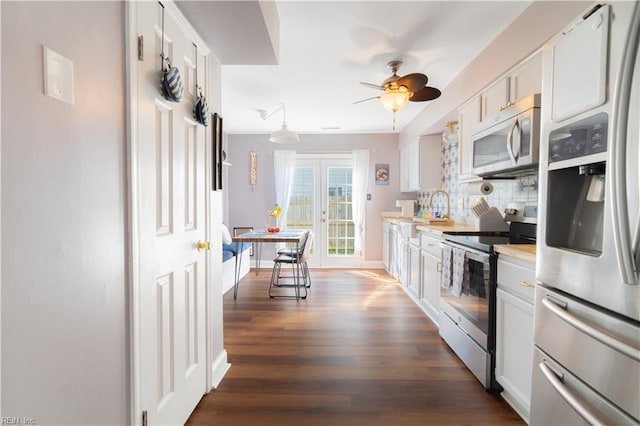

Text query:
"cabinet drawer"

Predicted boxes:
[[497, 258, 535, 303], [420, 233, 442, 257]]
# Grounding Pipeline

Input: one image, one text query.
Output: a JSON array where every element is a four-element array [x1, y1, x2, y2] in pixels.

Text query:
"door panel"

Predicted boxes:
[[137, 2, 207, 424]]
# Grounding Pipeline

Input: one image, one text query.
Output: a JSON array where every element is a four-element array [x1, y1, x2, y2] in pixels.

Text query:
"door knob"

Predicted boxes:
[[196, 240, 211, 251]]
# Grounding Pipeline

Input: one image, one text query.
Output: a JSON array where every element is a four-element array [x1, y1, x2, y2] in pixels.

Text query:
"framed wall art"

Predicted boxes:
[[212, 112, 223, 190], [375, 163, 390, 185]]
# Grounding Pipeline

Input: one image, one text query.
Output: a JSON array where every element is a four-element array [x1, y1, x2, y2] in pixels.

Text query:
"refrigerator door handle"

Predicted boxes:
[[610, 1, 640, 285], [539, 360, 607, 426], [542, 296, 640, 362]]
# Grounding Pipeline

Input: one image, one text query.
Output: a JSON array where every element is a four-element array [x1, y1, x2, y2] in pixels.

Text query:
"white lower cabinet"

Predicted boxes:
[[420, 249, 440, 325], [382, 221, 390, 272], [496, 256, 535, 423], [418, 231, 442, 325], [406, 242, 421, 299]]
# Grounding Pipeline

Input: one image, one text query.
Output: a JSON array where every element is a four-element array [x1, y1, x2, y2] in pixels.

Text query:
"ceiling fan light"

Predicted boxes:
[[270, 124, 300, 143], [380, 88, 411, 112]]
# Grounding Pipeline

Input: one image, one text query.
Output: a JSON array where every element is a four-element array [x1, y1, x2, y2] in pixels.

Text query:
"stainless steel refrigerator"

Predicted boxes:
[[533, 2, 640, 424]]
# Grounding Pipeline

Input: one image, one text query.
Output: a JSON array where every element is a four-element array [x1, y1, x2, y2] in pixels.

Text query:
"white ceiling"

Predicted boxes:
[[179, 1, 533, 135]]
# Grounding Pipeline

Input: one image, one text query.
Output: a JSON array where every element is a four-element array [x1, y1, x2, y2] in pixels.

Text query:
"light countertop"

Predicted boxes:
[[416, 223, 477, 235], [494, 244, 537, 264], [382, 216, 416, 223]]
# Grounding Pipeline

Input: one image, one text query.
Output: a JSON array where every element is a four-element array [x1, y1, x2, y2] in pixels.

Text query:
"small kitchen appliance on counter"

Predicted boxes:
[[395, 199, 417, 217]]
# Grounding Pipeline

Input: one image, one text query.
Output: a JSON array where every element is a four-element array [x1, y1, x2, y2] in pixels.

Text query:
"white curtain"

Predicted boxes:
[[273, 150, 297, 229], [352, 149, 370, 254]]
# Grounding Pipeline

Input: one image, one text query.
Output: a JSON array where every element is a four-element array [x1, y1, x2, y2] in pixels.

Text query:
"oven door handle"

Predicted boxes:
[[442, 240, 491, 262]]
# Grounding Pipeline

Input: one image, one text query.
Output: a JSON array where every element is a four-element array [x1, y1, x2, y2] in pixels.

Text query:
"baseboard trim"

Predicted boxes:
[[253, 260, 386, 269], [210, 350, 231, 390]]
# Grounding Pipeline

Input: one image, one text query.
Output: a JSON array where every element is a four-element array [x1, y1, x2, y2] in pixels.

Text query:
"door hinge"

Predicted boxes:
[[142, 410, 148, 426], [138, 36, 144, 61]]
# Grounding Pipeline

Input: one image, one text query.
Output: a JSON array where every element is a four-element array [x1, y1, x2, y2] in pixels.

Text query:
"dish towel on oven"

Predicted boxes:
[[440, 245, 453, 290], [451, 247, 469, 298]]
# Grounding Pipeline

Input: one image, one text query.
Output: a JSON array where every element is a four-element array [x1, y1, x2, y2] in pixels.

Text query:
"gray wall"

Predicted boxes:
[[225, 133, 409, 262], [1, 2, 128, 424]]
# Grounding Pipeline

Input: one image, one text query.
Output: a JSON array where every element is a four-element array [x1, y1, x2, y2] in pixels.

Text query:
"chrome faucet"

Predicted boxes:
[[428, 189, 451, 219]]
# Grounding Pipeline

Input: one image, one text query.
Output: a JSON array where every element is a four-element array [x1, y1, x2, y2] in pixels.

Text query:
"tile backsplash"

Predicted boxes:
[[416, 132, 538, 221]]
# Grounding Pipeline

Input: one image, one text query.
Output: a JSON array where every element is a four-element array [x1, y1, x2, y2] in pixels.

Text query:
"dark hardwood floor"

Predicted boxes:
[[186, 268, 523, 426]]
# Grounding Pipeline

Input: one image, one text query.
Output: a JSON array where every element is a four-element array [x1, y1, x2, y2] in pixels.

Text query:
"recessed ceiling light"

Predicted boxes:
[[320, 126, 342, 130]]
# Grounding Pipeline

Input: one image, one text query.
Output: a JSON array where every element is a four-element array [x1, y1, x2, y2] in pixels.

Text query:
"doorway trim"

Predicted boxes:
[[0, 4, 4, 416]]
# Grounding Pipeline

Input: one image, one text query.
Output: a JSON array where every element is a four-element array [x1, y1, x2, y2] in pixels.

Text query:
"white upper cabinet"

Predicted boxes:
[[481, 77, 510, 121], [400, 135, 441, 192], [481, 51, 543, 122], [510, 52, 543, 105], [458, 51, 542, 180], [458, 96, 482, 180]]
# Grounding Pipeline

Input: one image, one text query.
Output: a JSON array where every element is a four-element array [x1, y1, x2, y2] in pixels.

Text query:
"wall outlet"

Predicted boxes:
[[367, 193, 372, 201]]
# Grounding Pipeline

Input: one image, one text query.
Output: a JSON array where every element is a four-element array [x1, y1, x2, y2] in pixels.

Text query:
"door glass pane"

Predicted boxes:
[[286, 166, 314, 238], [327, 167, 354, 256]]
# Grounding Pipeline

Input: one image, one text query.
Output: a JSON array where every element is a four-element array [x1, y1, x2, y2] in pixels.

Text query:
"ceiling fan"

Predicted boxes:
[[356, 60, 442, 129]]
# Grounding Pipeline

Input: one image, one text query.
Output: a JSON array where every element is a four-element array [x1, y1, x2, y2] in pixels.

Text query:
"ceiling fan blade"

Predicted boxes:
[[353, 96, 380, 104], [397, 73, 428, 93], [359, 81, 385, 91], [410, 86, 442, 102]]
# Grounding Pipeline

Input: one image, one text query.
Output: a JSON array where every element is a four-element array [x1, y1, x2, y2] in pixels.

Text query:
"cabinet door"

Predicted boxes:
[[420, 250, 441, 325], [496, 287, 534, 422], [399, 147, 409, 192], [458, 96, 482, 179], [481, 77, 509, 121], [408, 142, 420, 191], [407, 244, 421, 297], [509, 51, 542, 104], [382, 222, 389, 272], [389, 226, 398, 278]]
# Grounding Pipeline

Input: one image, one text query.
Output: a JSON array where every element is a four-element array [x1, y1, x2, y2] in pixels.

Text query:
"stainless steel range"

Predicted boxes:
[[439, 206, 537, 390]]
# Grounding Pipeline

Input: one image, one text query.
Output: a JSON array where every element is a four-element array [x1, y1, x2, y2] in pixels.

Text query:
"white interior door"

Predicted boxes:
[[286, 157, 357, 267], [135, 2, 207, 424]]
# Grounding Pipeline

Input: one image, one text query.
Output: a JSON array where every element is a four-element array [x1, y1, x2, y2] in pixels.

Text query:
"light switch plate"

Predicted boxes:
[[43, 47, 74, 105]]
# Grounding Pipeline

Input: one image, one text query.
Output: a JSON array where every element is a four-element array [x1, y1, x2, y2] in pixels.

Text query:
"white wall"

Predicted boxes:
[[225, 133, 410, 262], [1, 2, 129, 424]]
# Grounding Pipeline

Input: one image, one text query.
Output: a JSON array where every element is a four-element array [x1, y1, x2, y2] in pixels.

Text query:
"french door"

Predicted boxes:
[[286, 157, 358, 267]]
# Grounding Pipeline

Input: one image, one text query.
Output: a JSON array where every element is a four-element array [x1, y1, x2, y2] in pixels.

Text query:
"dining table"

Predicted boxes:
[[231, 229, 307, 300]]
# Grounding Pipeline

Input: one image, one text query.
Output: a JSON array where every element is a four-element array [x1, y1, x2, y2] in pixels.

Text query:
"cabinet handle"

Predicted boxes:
[[436, 261, 442, 272], [498, 106, 505, 112], [519, 280, 535, 288]]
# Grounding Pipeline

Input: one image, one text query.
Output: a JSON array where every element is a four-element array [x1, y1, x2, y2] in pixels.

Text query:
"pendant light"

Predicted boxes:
[[259, 103, 300, 143]]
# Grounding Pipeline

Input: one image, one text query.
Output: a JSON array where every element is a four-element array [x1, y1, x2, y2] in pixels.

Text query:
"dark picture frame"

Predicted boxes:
[[212, 112, 223, 191], [233, 227, 254, 256]]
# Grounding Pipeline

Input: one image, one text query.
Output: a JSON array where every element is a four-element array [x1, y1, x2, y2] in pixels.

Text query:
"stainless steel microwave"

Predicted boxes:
[[471, 94, 541, 177]]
